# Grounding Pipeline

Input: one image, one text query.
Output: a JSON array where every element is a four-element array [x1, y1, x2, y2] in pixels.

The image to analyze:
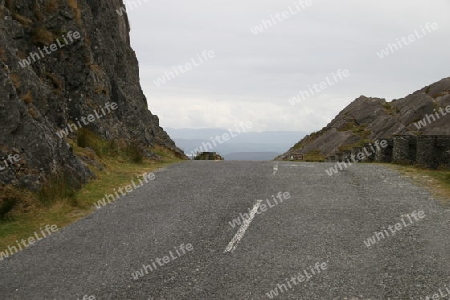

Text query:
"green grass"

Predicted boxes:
[[0, 142, 182, 251], [37, 172, 77, 207], [302, 150, 326, 162], [382, 102, 399, 115], [387, 164, 450, 205], [338, 139, 372, 152], [76, 128, 119, 158]]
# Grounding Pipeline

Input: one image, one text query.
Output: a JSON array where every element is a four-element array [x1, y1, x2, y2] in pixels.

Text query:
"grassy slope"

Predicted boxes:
[[0, 143, 183, 251], [386, 164, 450, 206]]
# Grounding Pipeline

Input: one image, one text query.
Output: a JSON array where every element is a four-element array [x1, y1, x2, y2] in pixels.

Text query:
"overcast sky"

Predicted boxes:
[[125, 0, 450, 133]]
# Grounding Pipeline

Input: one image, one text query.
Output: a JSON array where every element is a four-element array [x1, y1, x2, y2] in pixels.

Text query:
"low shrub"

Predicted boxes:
[[76, 128, 116, 157], [125, 142, 144, 164], [37, 172, 77, 207], [0, 186, 31, 221]]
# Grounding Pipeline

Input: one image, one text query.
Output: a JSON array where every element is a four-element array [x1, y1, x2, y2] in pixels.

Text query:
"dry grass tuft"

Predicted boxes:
[[45, 0, 59, 13], [68, 0, 82, 23], [32, 27, 54, 46], [45, 72, 64, 93], [21, 90, 33, 104], [0, 186, 34, 221], [12, 13, 33, 27], [10, 73, 21, 89]]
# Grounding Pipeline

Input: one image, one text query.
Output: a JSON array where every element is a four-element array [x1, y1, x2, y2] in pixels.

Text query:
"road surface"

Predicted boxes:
[[0, 161, 449, 299]]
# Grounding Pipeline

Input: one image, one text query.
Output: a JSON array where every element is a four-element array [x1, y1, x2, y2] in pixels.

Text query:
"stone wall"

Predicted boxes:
[[374, 139, 393, 163], [363, 143, 376, 162], [391, 135, 450, 169], [392, 135, 417, 164], [325, 135, 449, 169], [335, 152, 343, 162], [342, 150, 352, 162], [415, 136, 450, 169]]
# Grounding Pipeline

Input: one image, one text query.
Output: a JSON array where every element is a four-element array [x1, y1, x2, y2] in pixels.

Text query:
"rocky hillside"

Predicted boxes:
[[0, 0, 185, 191], [279, 77, 450, 160]]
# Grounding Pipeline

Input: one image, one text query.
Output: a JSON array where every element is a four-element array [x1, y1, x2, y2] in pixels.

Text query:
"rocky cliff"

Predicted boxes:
[[0, 0, 185, 191], [279, 77, 450, 160]]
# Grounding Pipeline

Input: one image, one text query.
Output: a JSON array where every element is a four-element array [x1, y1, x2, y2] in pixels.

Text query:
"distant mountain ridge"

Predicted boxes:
[[166, 128, 306, 159], [279, 77, 450, 159]]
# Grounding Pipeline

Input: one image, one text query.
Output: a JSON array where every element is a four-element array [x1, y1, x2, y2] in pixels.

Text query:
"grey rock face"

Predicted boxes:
[[0, 1, 185, 190], [279, 78, 450, 159]]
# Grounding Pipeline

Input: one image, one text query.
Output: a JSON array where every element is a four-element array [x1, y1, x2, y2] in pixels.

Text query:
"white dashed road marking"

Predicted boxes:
[[272, 163, 279, 175], [224, 200, 263, 253]]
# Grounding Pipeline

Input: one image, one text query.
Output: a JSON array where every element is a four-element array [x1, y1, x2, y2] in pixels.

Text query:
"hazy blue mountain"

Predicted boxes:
[[166, 128, 307, 160]]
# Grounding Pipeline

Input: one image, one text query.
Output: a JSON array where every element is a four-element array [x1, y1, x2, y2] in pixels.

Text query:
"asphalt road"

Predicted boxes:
[[0, 161, 449, 300]]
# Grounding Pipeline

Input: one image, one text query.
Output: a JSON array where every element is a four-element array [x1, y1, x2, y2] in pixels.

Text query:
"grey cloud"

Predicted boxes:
[[126, 0, 450, 132]]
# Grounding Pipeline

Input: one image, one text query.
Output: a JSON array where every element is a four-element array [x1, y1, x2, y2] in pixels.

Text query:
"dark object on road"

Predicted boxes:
[[194, 152, 224, 160]]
